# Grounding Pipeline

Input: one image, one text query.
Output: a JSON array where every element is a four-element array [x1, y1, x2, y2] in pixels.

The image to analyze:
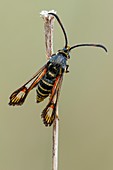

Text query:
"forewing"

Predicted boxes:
[[9, 64, 47, 106], [41, 74, 63, 126]]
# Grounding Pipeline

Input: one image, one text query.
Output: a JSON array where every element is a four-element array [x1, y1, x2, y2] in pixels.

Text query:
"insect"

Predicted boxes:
[[9, 13, 107, 126]]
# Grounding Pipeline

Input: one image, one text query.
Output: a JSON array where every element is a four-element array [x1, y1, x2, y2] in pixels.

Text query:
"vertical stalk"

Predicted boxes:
[[40, 10, 55, 59], [52, 106, 59, 170], [40, 10, 59, 170]]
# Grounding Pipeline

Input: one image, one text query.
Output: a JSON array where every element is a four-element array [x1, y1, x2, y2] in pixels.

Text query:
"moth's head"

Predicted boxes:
[[58, 46, 71, 59]]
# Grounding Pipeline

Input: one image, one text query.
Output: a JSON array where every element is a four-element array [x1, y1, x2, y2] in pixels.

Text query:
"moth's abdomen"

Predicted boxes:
[[36, 62, 63, 103], [36, 76, 55, 103]]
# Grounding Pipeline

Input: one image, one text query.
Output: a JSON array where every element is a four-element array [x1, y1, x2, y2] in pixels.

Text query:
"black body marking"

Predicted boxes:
[[36, 54, 66, 103]]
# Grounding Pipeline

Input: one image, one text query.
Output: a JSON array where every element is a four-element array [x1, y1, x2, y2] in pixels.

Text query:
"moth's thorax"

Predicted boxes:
[[49, 52, 67, 70]]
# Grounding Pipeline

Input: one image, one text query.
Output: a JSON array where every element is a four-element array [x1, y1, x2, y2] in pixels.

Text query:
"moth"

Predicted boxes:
[[9, 13, 107, 126]]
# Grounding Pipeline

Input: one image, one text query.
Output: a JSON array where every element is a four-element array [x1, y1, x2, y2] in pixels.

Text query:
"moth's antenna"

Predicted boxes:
[[48, 12, 68, 48], [70, 43, 107, 52]]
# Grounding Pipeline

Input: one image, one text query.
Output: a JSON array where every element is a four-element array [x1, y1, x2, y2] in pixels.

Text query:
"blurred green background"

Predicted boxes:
[[0, 0, 113, 170]]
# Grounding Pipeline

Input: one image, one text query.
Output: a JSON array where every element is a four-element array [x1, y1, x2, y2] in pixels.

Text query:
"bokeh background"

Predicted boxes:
[[0, 0, 113, 170]]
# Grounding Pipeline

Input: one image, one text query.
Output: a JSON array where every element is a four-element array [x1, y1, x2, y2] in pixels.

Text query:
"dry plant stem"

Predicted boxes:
[[52, 106, 59, 170], [40, 10, 55, 59], [40, 10, 59, 170]]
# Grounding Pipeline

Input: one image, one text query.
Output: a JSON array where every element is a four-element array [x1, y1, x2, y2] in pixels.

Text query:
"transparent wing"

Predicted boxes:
[[41, 74, 63, 126], [9, 64, 47, 106]]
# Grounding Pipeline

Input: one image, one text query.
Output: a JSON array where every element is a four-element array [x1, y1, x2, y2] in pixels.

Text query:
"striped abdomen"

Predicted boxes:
[[36, 63, 61, 103]]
